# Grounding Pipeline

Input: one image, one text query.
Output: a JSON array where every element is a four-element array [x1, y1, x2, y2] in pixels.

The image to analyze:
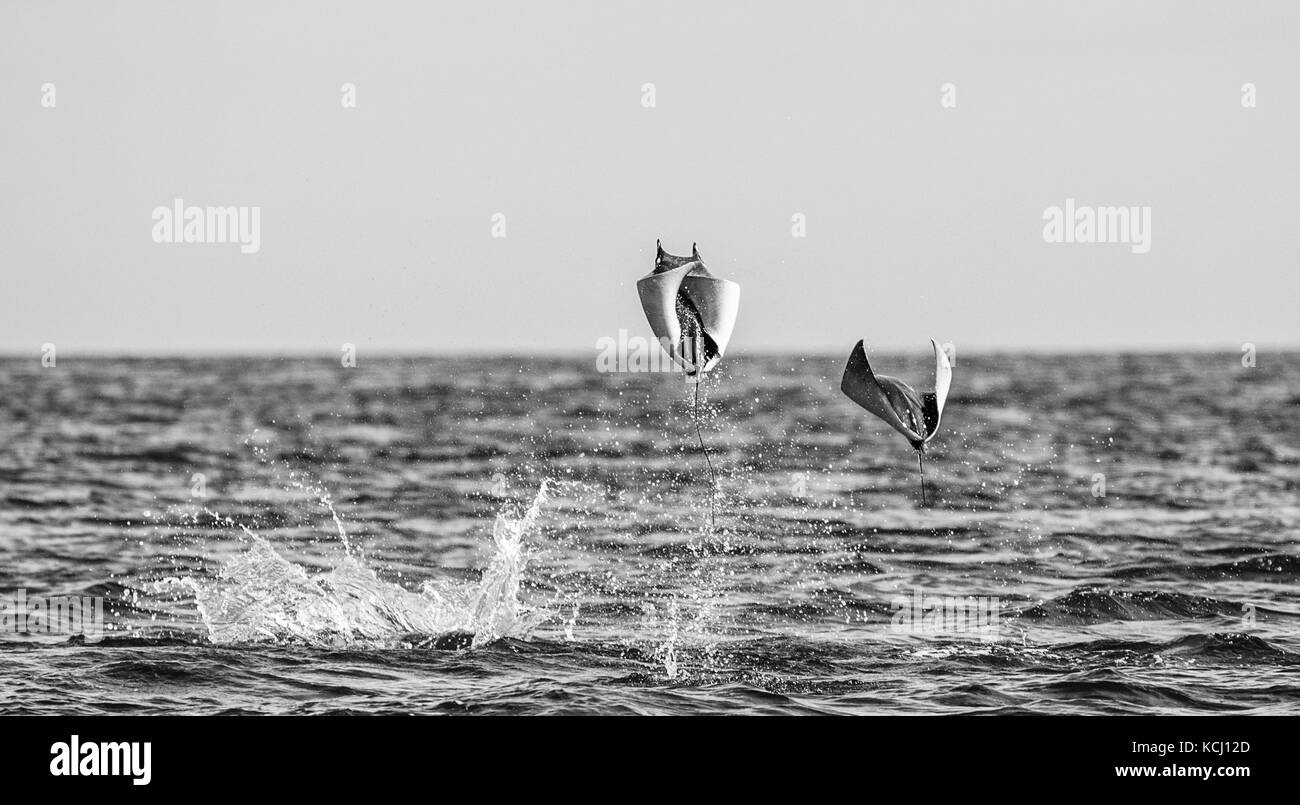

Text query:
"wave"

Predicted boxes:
[[1113, 553, 1300, 581], [1155, 632, 1296, 661], [1015, 587, 1245, 625]]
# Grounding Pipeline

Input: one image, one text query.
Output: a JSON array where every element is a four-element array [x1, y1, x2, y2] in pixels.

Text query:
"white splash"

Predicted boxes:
[[188, 482, 551, 649]]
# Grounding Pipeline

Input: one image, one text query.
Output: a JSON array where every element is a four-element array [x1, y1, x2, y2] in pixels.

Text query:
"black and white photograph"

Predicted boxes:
[[1, 0, 1296, 788]]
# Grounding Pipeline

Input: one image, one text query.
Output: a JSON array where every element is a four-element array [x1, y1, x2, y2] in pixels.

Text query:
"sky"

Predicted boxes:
[[2, 0, 1298, 355]]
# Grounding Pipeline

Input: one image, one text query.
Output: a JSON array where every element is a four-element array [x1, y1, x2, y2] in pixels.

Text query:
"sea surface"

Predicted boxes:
[[1, 352, 1298, 715]]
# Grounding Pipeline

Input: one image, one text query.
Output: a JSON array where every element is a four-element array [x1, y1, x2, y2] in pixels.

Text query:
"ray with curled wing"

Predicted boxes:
[[841, 339, 952, 505], [636, 240, 741, 528], [637, 240, 740, 375]]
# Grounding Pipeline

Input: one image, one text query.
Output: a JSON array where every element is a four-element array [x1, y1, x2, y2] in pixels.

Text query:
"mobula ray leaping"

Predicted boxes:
[[637, 240, 740, 375], [636, 240, 741, 527], [841, 339, 952, 506]]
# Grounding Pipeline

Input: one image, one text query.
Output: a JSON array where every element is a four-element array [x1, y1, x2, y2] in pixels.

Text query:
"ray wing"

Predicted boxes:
[[680, 272, 740, 369], [920, 338, 952, 441], [840, 340, 925, 443]]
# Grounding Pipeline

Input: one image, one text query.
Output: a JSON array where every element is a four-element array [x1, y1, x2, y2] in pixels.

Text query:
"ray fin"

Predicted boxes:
[[920, 338, 952, 441], [841, 340, 924, 443]]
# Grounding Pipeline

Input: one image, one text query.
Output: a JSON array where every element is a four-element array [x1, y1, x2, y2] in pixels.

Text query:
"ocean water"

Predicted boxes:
[[0, 352, 1297, 715]]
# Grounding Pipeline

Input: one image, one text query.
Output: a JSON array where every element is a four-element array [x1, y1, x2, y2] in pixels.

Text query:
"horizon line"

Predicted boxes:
[[1, 344, 1295, 359]]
